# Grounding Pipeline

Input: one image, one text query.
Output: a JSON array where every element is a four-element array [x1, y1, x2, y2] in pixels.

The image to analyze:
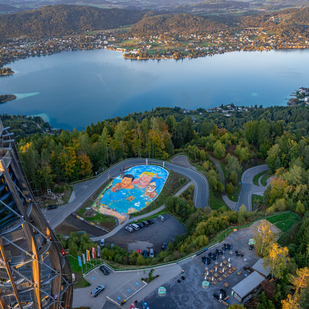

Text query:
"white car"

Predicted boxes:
[[125, 226, 134, 232], [149, 248, 154, 258], [158, 215, 165, 221]]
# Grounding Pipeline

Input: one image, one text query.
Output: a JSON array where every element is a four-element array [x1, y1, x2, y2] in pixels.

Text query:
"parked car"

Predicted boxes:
[[162, 242, 168, 251], [131, 224, 140, 231], [125, 226, 134, 232], [137, 222, 144, 228], [90, 285, 105, 297], [147, 219, 154, 225], [158, 215, 165, 221], [149, 248, 154, 258], [47, 205, 57, 210], [99, 266, 109, 275], [100, 239, 105, 247], [143, 250, 148, 258], [142, 220, 149, 227]]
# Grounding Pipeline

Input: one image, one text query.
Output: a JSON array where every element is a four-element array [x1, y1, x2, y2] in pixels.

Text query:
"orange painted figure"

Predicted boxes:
[[111, 174, 135, 192]]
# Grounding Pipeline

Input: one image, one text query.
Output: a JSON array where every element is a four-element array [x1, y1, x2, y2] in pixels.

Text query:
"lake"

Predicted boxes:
[[0, 49, 308, 130]]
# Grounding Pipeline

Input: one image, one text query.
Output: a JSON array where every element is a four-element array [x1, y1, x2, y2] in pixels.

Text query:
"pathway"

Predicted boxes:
[[210, 156, 236, 210]]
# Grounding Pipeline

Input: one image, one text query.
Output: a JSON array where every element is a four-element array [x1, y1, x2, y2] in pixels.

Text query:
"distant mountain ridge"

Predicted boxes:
[[0, 5, 147, 38], [130, 13, 226, 35]]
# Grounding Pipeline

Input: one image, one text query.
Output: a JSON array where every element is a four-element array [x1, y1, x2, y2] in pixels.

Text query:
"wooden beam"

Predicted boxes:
[[0, 238, 22, 309]]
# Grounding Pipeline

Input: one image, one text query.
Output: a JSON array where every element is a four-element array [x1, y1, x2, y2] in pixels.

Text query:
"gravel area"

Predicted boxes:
[[171, 155, 191, 168]]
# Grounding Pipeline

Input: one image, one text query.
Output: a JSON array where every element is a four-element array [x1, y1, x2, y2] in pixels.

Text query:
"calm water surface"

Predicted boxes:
[[0, 49, 308, 130]]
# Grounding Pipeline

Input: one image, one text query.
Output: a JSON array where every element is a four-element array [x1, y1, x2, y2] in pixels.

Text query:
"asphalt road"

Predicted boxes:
[[235, 165, 269, 211], [46, 158, 209, 229]]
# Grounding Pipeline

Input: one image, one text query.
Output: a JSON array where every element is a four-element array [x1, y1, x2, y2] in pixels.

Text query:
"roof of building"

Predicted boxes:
[[232, 271, 265, 299], [252, 259, 270, 277]]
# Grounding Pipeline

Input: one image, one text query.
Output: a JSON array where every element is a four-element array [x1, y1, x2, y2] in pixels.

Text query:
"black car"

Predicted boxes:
[[99, 265, 110, 275], [47, 205, 58, 210], [142, 220, 149, 227], [220, 289, 227, 297], [249, 244, 254, 250], [162, 242, 168, 251], [208, 252, 213, 258], [147, 219, 154, 225], [137, 222, 144, 228]]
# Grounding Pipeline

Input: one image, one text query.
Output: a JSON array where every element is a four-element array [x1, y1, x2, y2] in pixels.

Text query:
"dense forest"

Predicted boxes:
[[32, 103, 309, 308], [0, 5, 147, 38], [2, 4, 309, 39], [129, 13, 225, 35]]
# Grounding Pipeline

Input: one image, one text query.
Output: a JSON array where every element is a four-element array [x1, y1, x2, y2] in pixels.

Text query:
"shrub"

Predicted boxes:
[[226, 183, 234, 194]]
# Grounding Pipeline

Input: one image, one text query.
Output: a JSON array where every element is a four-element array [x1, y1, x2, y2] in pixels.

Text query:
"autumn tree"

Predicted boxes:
[[263, 242, 289, 279], [253, 219, 275, 257]]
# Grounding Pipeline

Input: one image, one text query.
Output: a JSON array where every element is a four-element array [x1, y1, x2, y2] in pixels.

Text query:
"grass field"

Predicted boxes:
[[253, 171, 266, 186], [209, 189, 227, 210], [261, 174, 271, 186], [228, 183, 240, 202], [267, 212, 299, 232]]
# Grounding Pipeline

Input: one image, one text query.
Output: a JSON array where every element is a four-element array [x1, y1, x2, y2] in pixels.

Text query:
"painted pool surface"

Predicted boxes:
[[94, 165, 169, 215]]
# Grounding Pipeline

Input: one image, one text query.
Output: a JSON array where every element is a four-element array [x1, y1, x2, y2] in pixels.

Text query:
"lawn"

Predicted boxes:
[[267, 212, 299, 232], [227, 183, 240, 202], [253, 171, 266, 186], [209, 189, 227, 210], [261, 174, 271, 186]]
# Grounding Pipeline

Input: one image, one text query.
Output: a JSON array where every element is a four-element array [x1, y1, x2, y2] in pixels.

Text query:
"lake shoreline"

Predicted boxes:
[[0, 94, 17, 104]]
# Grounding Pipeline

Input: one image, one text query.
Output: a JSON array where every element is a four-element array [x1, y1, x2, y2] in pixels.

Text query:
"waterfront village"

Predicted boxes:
[[1, 25, 309, 66]]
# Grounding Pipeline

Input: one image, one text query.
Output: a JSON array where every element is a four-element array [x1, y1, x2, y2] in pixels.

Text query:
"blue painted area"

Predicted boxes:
[[91, 276, 95, 280], [127, 289, 131, 293], [117, 297, 121, 300], [97, 165, 168, 215], [135, 283, 139, 286]]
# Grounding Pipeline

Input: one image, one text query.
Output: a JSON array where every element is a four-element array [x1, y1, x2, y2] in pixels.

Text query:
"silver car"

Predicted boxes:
[[90, 285, 105, 297]]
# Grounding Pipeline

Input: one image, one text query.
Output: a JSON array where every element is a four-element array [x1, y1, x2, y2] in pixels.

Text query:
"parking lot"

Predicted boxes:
[[142, 225, 261, 308], [106, 214, 187, 254]]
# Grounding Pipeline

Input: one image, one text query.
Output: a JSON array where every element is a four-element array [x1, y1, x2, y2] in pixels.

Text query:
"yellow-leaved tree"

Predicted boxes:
[[282, 267, 309, 309], [253, 219, 275, 257], [263, 242, 289, 279]]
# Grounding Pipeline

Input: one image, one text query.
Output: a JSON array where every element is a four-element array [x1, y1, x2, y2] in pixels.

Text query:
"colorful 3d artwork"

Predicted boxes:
[[93, 165, 169, 216]]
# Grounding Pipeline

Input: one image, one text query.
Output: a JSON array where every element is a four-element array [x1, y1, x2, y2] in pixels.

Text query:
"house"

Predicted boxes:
[[232, 271, 265, 303], [252, 259, 270, 278]]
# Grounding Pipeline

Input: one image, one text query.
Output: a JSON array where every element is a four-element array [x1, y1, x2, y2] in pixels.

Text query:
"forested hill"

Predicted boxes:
[[0, 5, 147, 38], [130, 13, 225, 35]]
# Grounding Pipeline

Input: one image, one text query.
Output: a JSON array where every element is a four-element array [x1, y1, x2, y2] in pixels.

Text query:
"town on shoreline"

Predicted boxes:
[[1, 25, 309, 67]]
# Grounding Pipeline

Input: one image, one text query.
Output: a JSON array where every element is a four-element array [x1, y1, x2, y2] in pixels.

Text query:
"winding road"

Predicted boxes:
[[45, 158, 209, 230], [235, 165, 269, 211]]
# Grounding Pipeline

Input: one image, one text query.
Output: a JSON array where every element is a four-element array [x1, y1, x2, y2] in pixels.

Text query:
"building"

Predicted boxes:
[[252, 258, 270, 278], [0, 120, 73, 309], [232, 271, 265, 303]]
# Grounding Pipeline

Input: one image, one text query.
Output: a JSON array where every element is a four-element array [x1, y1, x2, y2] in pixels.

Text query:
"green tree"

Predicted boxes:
[[213, 140, 225, 159]]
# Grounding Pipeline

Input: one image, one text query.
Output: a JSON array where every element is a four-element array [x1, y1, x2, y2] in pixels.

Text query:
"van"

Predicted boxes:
[[131, 224, 140, 231]]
